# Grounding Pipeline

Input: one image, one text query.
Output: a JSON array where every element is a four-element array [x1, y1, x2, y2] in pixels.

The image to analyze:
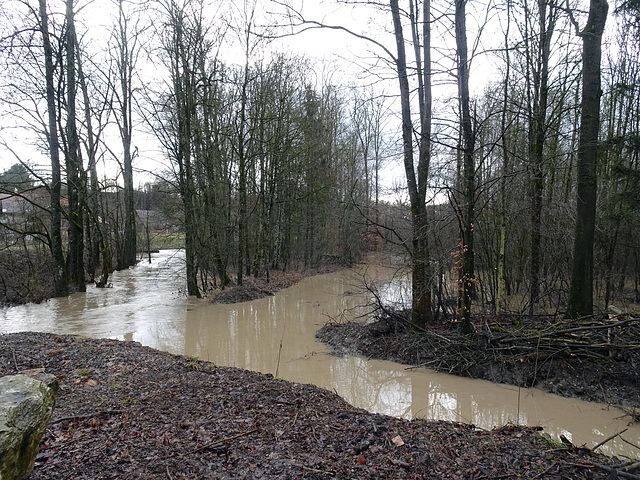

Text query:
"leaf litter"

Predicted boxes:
[[1, 331, 638, 479]]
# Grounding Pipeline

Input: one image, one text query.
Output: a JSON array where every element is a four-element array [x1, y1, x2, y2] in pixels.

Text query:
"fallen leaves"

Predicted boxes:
[[0, 332, 633, 480]]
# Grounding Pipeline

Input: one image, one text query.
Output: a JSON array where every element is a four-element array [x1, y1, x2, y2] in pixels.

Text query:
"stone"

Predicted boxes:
[[0, 374, 57, 480]]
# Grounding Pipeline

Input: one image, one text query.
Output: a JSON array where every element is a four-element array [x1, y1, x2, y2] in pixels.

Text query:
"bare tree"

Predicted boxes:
[[64, 0, 86, 292], [526, 0, 558, 313], [566, 0, 608, 317], [39, 0, 68, 296], [390, 0, 434, 327], [453, 0, 475, 334], [112, 0, 144, 269]]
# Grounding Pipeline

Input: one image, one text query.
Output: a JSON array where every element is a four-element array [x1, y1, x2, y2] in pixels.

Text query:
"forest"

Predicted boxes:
[[0, 0, 639, 328]]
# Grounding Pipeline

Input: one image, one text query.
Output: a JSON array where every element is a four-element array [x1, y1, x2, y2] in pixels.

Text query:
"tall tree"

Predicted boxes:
[[495, 0, 512, 322], [276, 0, 435, 325], [166, 0, 200, 297], [390, 0, 433, 328], [234, 0, 257, 286], [454, 0, 475, 334], [526, 0, 557, 313], [38, 0, 68, 296], [113, 0, 142, 269], [566, 0, 608, 317], [65, 0, 86, 292]]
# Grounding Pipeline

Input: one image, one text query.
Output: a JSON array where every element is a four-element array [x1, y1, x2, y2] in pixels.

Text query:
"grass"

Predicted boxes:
[[147, 232, 185, 250]]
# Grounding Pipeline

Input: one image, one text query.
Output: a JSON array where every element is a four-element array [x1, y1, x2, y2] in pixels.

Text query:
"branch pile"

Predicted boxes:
[[486, 315, 640, 362]]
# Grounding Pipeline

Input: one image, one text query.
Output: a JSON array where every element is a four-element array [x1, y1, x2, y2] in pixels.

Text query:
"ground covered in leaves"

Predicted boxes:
[[1, 332, 636, 479], [317, 312, 640, 415]]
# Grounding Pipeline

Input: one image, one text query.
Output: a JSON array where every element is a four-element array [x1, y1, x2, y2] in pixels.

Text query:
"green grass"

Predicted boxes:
[[146, 232, 185, 250]]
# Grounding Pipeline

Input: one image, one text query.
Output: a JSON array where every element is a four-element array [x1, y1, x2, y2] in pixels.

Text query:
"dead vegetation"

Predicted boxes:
[[317, 310, 640, 414]]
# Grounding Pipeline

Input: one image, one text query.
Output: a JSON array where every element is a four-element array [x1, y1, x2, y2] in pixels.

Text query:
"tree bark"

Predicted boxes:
[[390, 0, 433, 328], [65, 0, 86, 292], [38, 0, 67, 297], [567, 0, 608, 318], [455, 0, 475, 335]]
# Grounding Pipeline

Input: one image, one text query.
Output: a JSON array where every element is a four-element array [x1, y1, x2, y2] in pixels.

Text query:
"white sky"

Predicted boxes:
[[0, 0, 618, 199]]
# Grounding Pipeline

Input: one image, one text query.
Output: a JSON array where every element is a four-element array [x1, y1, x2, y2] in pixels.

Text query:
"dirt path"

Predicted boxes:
[[1, 332, 635, 479]]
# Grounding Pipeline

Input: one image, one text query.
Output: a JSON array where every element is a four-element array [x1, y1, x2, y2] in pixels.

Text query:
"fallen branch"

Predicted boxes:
[[11, 348, 19, 372], [495, 317, 640, 345], [591, 428, 628, 452], [619, 435, 640, 452], [546, 317, 640, 336], [180, 428, 259, 456], [593, 463, 640, 480], [50, 410, 124, 424]]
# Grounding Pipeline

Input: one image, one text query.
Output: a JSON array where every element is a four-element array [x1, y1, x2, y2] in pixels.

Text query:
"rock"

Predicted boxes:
[[19, 369, 59, 394], [0, 374, 57, 480]]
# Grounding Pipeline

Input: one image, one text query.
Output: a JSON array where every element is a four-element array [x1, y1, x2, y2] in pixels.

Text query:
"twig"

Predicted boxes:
[[592, 428, 628, 452], [619, 435, 640, 452], [592, 463, 640, 480], [289, 463, 337, 476], [531, 464, 557, 479], [275, 322, 286, 378], [51, 410, 125, 424], [180, 429, 258, 456], [388, 457, 411, 468], [11, 348, 19, 372]]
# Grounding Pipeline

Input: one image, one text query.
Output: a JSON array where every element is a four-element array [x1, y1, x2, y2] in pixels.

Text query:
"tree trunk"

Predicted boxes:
[[496, 0, 512, 322], [529, 2, 555, 314], [567, 0, 608, 318], [65, 0, 85, 293], [38, 0, 67, 297], [390, 0, 433, 328], [73, 25, 104, 283], [455, 0, 475, 335], [171, 3, 200, 298], [121, 7, 137, 269]]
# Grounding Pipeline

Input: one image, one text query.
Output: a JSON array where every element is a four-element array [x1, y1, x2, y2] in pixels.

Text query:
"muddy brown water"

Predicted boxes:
[[1, 249, 638, 459]]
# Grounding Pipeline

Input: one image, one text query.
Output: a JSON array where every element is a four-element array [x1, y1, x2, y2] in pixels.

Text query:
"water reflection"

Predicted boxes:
[[0, 249, 638, 459]]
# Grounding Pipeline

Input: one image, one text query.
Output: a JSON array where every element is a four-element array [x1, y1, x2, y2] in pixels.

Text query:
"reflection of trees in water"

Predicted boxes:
[[5, 252, 638, 459], [330, 357, 412, 419], [377, 276, 411, 309]]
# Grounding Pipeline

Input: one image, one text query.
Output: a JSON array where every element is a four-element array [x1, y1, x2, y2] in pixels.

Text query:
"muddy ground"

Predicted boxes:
[[1, 332, 638, 479]]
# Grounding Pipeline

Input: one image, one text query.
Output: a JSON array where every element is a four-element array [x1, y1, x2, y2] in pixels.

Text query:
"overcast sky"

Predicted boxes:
[[0, 0, 616, 196]]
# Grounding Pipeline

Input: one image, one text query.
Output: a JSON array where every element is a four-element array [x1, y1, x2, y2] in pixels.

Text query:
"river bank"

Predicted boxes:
[[0, 332, 633, 479], [316, 312, 640, 414]]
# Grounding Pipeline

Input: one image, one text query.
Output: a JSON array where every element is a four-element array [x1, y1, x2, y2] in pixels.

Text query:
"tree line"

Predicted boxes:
[[282, 0, 639, 328], [1, 0, 639, 331], [0, 0, 388, 303]]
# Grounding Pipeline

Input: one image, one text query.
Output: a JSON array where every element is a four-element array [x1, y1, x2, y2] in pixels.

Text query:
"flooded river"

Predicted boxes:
[[1, 249, 638, 459]]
